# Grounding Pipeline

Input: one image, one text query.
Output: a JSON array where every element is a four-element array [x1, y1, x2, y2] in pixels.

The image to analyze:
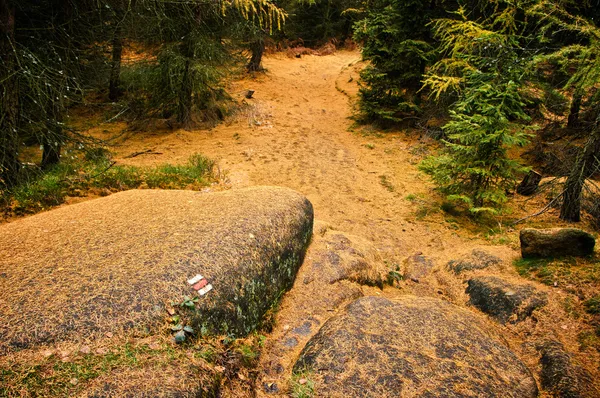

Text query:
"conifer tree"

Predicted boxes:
[[528, 0, 600, 222], [420, 6, 532, 212], [353, 0, 436, 123]]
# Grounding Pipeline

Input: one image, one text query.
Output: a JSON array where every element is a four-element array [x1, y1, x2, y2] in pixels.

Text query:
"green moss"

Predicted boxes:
[[290, 370, 315, 398], [4, 152, 216, 215], [193, 214, 313, 337], [584, 296, 600, 315], [0, 343, 160, 397], [514, 257, 600, 287]]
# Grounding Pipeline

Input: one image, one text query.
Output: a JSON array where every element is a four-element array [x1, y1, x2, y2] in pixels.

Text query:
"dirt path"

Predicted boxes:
[[102, 50, 490, 266]]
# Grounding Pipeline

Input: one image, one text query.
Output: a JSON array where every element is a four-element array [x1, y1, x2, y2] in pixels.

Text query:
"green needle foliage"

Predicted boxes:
[[420, 6, 533, 213], [353, 0, 437, 124], [528, 0, 600, 222]]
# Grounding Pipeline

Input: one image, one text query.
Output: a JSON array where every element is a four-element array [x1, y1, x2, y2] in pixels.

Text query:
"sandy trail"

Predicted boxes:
[[101, 50, 483, 266]]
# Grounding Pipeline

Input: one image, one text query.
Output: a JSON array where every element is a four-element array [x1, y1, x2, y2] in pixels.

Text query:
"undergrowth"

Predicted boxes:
[[0, 343, 160, 397], [1, 151, 216, 216], [514, 256, 600, 287]]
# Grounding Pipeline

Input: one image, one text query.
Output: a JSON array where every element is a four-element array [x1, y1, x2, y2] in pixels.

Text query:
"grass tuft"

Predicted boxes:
[[290, 371, 315, 398], [2, 151, 216, 216]]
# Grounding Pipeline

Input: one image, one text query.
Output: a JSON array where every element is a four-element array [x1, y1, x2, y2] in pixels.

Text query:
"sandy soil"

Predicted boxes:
[[91, 50, 486, 266], [78, 51, 599, 396]]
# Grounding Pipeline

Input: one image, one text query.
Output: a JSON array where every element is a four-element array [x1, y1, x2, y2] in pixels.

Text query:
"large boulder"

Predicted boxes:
[[466, 276, 547, 324], [293, 296, 538, 397], [520, 228, 595, 258], [0, 187, 313, 352]]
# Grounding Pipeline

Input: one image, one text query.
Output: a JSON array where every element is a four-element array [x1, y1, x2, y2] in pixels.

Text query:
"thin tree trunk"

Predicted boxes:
[[567, 89, 583, 128], [0, 0, 20, 188], [247, 37, 265, 72], [108, 25, 123, 101], [41, 102, 63, 169], [177, 36, 194, 126], [560, 119, 600, 222]]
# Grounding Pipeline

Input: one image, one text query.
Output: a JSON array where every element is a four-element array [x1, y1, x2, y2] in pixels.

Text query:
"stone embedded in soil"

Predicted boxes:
[[520, 228, 596, 258], [539, 340, 599, 398], [466, 276, 547, 324], [293, 295, 538, 398], [0, 186, 313, 351], [403, 253, 435, 282], [447, 249, 502, 273]]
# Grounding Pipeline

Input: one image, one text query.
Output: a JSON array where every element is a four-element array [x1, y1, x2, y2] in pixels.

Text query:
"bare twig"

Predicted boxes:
[[89, 161, 117, 179], [123, 149, 162, 158], [513, 189, 566, 225]]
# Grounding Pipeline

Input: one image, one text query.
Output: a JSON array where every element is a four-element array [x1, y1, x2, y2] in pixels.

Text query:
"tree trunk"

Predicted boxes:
[[567, 89, 583, 129], [108, 26, 123, 101], [0, 0, 20, 188], [41, 103, 63, 169], [177, 36, 194, 126], [41, 136, 61, 169], [517, 170, 542, 196], [560, 120, 600, 222], [247, 37, 265, 72]]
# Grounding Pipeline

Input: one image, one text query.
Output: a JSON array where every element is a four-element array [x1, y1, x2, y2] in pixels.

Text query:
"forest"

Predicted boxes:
[[1, 0, 600, 397], [1, 0, 599, 226]]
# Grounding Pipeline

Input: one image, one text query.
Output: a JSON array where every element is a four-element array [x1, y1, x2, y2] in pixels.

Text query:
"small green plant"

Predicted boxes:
[[364, 143, 375, 149], [405, 194, 417, 202], [379, 175, 395, 192], [168, 296, 199, 343], [386, 263, 403, 286], [237, 343, 259, 367], [291, 371, 315, 398], [584, 296, 600, 315]]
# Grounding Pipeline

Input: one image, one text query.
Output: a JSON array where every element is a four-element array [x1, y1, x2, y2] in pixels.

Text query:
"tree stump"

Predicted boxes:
[[517, 170, 542, 196]]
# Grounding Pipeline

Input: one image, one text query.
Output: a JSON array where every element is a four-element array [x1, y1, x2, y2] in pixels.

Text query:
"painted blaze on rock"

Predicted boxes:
[[0, 186, 313, 351], [294, 296, 538, 398], [520, 228, 595, 258]]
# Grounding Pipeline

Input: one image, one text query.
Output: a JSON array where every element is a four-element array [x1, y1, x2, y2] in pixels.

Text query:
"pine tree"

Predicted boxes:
[[420, 6, 532, 212], [353, 0, 436, 123], [528, 0, 600, 222]]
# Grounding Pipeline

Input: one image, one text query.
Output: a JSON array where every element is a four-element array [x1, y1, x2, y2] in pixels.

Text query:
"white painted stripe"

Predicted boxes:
[[198, 284, 213, 296], [187, 274, 204, 285]]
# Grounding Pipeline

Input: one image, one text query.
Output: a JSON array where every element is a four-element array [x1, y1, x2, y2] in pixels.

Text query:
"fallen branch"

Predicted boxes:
[[513, 189, 566, 225], [124, 149, 162, 158], [89, 161, 117, 179]]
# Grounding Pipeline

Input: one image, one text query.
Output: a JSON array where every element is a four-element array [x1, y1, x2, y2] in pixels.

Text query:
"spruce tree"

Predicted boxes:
[[528, 0, 600, 222], [353, 0, 436, 123], [420, 6, 532, 212]]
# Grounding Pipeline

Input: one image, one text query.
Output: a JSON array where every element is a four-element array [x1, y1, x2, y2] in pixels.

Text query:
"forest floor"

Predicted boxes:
[[4, 50, 599, 396], [88, 50, 499, 263], [82, 50, 600, 395]]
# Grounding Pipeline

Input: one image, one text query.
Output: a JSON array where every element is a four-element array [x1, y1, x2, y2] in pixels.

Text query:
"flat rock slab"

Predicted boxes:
[[0, 187, 313, 352], [293, 296, 538, 398], [447, 249, 502, 274], [466, 276, 547, 324], [520, 228, 595, 258], [404, 253, 434, 282]]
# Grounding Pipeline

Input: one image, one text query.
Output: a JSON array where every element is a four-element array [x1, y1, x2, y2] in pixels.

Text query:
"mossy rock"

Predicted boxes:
[[0, 187, 313, 352], [466, 276, 547, 324], [520, 228, 595, 258], [293, 296, 538, 397]]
